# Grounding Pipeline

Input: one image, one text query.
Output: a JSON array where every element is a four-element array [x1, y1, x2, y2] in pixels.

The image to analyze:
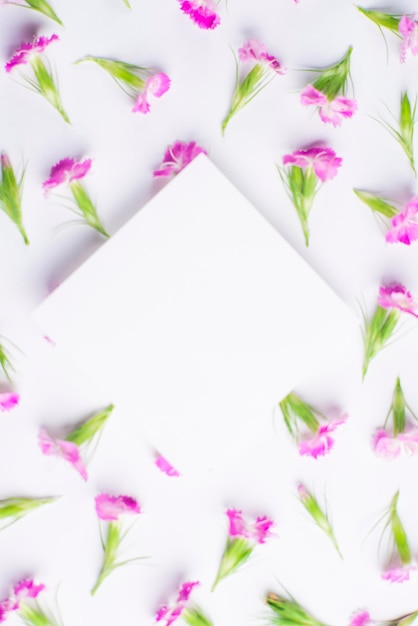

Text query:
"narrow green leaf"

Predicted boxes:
[[23, 0, 63, 25], [392, 378, 406, 436], [66, 404, 114, 446], [356, 7, 401, 33], [0, 154, 29, 244], [353, 189, 398, 218], [69, 181, 109, 237], [183, 606, 214, 626], [30, 56, 70, 124], [265, 592, 329, 626], [389, 492, 411, 565], [313, 47, 353, 100], [211, 537, 252, 590]]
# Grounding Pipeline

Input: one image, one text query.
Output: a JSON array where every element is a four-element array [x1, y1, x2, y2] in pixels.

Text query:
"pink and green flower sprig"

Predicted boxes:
[[354, 191, 418, 245], [91, 493, 142, 595], [6, 0, 63, 26], [372, 378, 418, 459], [222, 39, 285, 135], [0, 578, 59, 626], [43, 157, 109, 237], [76, 56, 170, 114], [300, 47, 357, 127], [356, 8, 418, 63], [177, 0, 221, 30], [156, 581, 213, 626], [0, 153, 29, 245], [297, 483, 342, 558], [0, 497, 58, 531], [376, 491, 416, 583], [278, 145, 342, 246], [362, 283, 418, 378], [153, 140, 208, 178], [265, 591, 330, 626], [279, 392, 347, 459], [5, 34, 69, 124], [38, 404, 114, 480], [350, 609, 418, 626], [211, 509, 274, 590]]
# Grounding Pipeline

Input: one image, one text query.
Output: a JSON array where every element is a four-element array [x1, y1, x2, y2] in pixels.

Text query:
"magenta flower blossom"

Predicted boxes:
[[38, 428, 87, 480], [154, 454, 180, 477], [42, 158, 91, 194], [282, 146, 342, 182], [378, 284, 418, 318], [0, 392, 19, 411], [153, 141, 207, 178], [238, 39, 285, 75], [5, 34, 58, 73], [386, 198, 418, 245], [300, 85, 357, 126], [226, 509, 273, 543], [298, 417, 347, 458], [399, 15, 418, 63], [13, 579, 45, 603], [382, 565, 417, 583], [95, 493, 141, 520], [132, 72, 171, 113], [349, 612, 372, 626], [373, 429, 402, 459], [156, 581, 200, 626], [178, 0, 220, 30]]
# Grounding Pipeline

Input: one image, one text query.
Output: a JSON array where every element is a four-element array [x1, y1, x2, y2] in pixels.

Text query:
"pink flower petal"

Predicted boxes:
[[132, 92, 151, 114], [155, 582, 199, 626], [146, 73, 171, 98], [399, 15, 418, 62], [300, 85, 327, 107], [5, 34, 58, 73], [178, 0, 220, 29], [0, 392, 19, 411], [38, 428, 88, 480], [13, 579, 45, 601], [318, 96, 357, 127], [349, 611, 372, 626], [42, 158, 92, 194], [226, 509, 274, 542], [154, 454, 180, 477], [372, 429, 402, 459], [386, 198, 418, 245], [252, 516, 274, 543], [298, 416, 347, 458], [238, 39, 284, 74], [283, 146, 342, 182], [381, 565, 417, 582], [378, 283, 418, 318], [95, 493, 141, 520], [153, 140, 207, 177]]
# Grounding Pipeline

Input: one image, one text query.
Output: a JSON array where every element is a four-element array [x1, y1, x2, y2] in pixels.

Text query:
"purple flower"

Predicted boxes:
[[300, 85, 357, 126], [132, 72, 171, 114], [155, 581, 199, 626], [381, 565, 417, 583], [238, 39, 285, 74], [153, 141, 207, 177], [378, 284, 418, 318], [178, 0, 220, 30], [154, 454, 180, 477], [38, 428, 88, 480], [5, 34, 58, 73], [95, 494, 141, 521], [349, 612, 372, 626], [282, 146, 342, 182], [298, 416, 347, 458], [0, 392, 19, 411], [42, 158, 92, 194], [13, 579, 45, 603], [386, 198, 418, 245], [226, 509, 274, 543], [399, 15, 418, 62]]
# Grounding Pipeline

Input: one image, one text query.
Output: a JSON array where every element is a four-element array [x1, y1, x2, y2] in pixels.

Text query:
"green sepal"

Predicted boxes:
[[356, 7, 401, 33], [392, 378, 406, 436], [30, 56, 70, 124], [0, 342, 14, 382], [353, 189, 398, 218], [0, 154, 29, 244], [19, 603, 57, 626], [211, 537, 253, 591], [183, 606, 214, 626], [69, 181, 109, 238], [298, 485, 342, 558], [312, 47, 353, 100], [265, 592, 329, 626], [0, 496, 58, 522], [22, 0, 63, 25], [91, 521, 121, 595], [122, 0, 131, 7], [77, 56, 146, 93], [65, 404, 114, 447], [389, 492, 411, 565], [278, 392, 320, 439], [396, 611, 418, 626], [362, 306, 399, 379]]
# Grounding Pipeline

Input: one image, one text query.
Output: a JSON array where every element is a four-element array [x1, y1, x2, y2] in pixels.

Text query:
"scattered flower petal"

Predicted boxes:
[[154, 454, 180, 477]]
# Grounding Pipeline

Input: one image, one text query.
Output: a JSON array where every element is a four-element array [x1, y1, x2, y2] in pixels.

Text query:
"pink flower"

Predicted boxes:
[[386, 198, 418, 245], [377, 284, 418, 318], [381, 565, 417, 582], [399, 15, 418, 63], [13, 579, 45, 602], [38, 428, 88, 480], [226, 509, 274, 543], [0, 392, 19, 411], [372, 429, 402, 459], [154, 454, 180, 477], [5, 34, 58, 73], [282, 146, 342, 182], [300, 85, 357, 126], [178, 0, 220, 30], [132, 72, 171, 114], [238, 39, 285, 74], [153, 140, 207, 177], [397, 428, 418, 455], [298, 416, 347, 458], [42, 158, 92, 194], [95, 494, 141, 521], [155, 581, 199, 626], [349, 611, 372, 626]]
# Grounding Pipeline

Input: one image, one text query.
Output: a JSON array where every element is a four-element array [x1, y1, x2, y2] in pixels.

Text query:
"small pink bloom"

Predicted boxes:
[[95, 493, 141, 521], [154, 454, 180, 477], [298, 416, 347, 459], [378, 284, 418, 318], [178, 0, 220, 30], [38, 428, 88, 480], [5, 34, 58, 73], [399, 15, 418, 63], [0, 392, 19, 411], [398, 428, 418, 455], [13, 579, 45, 602], [300, 85, 357, 126], [372, 429, 402, 459], [156, 581, 199, 626], [283, 146, 342, 182], [132, 92, 150, 114], [226, 509, 274, 543], [386, 198, 418, 245], [42, 158, 92, 194], [297, 483, 310, 502], [381, 565, 417, 582], [153, 140, 207, 177], [238, 39, 285, 74], [349, 611, 372, 626], [132, 72, 170, 114]]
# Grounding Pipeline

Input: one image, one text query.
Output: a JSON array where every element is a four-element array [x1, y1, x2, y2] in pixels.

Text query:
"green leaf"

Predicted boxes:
[[19, 604, 57, 626], [279, 393, 320, 437], [66, 404, 114, 447], [356, 7, 401, 33], [0, 154, 29, 244], [265, 592, 329, 626], [389, 492, 411, 565], [30, 56, 70, 124], [0, 342, 14, 381], [363, 306, 399, 378], [69, 181, 109, 237], [0, 496, 57, 521], [77, 56, 146, 92], [211, 537, 253, 590], [298, 485, 342, 558], [91, 521, 121, 595], [353, 189, 398, 218], [183, 606, 214, 626], [23, 0, 63, 25], [392, 378, 406, 436], [312, 47, 353, 100]]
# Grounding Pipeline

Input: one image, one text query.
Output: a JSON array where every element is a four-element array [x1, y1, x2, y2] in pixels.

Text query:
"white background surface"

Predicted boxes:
[[1, 1, 418, 626]]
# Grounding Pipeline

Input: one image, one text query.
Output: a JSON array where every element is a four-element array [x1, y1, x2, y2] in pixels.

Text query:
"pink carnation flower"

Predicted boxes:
[[399, 15, 418, 63], [38, 428, 88, 480], [372, 429, 402, 459], [154, 454, 180, 477], [300, 85, 357, 126], [283, 146, 342, 182], [0, 392, 19, 411], [298, 416, 347, 459], [13, 579, 45, 603], [156, 581, 199, 626], [378, 284, 418, 318], [153, 140, 207, 177], [238, 39, 285, 74], [349, 611, 372, 626], [5, 34, 58, 73], [132, 72, 171, 113], [386, 198, 418, 245], [381, 564, 417, 582], [226, 509, 274, 543], [95, 493, 141, 520], [42, 158, 92, 194], [178, 0, 220, 30]]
